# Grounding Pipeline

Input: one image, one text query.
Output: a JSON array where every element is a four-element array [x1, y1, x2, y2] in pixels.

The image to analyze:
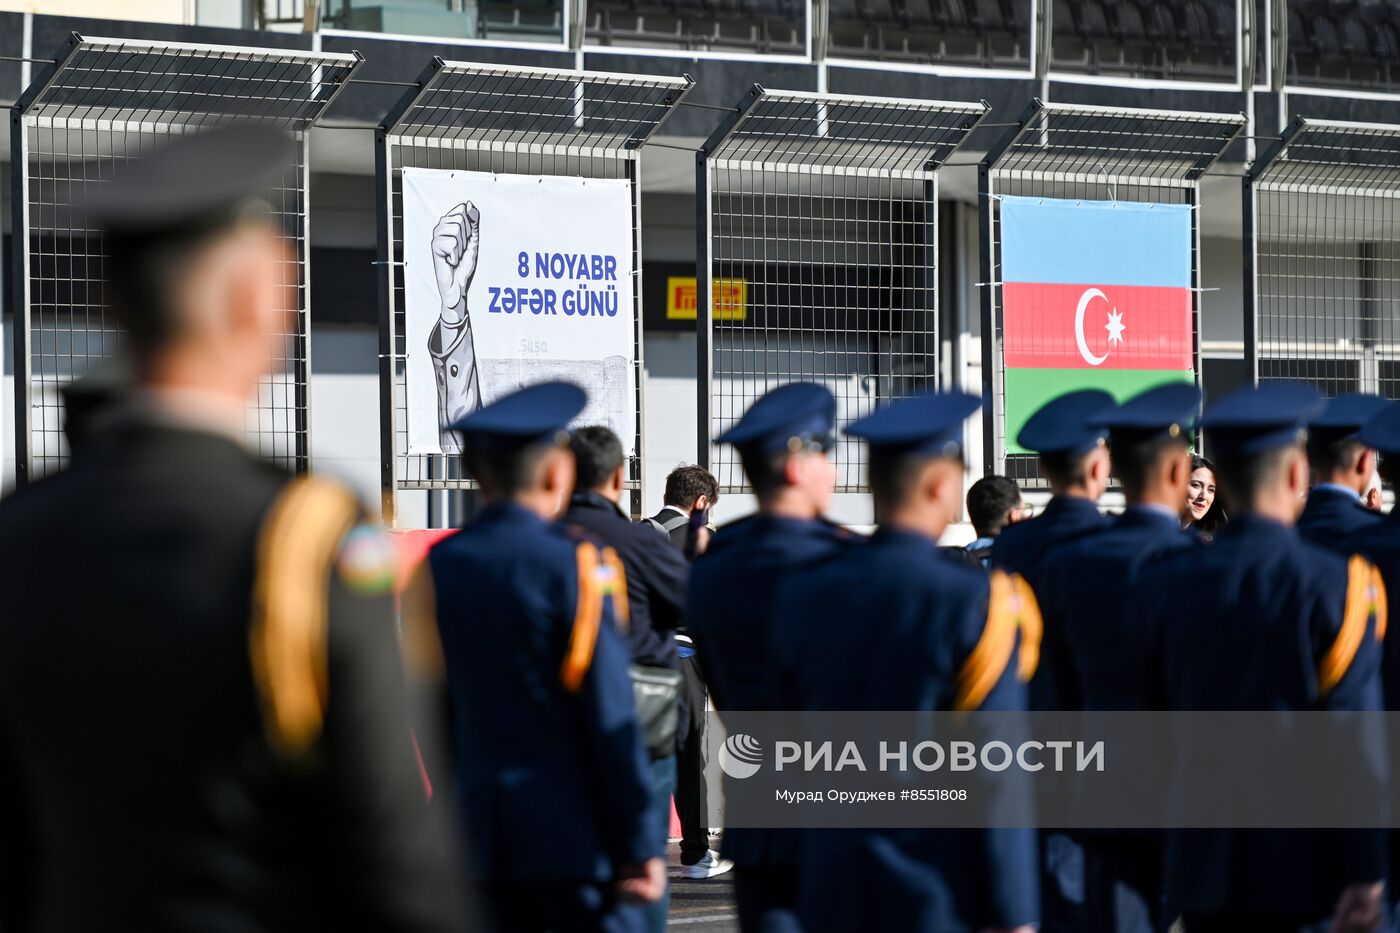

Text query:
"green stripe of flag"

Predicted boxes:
[[1004, 368, 1194, 455]]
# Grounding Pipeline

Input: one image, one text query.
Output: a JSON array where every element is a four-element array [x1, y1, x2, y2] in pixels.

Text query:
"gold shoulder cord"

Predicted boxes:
[[954, 570, 1042, 712], [561, 542, 606, 693], [1319, 555, 1387, 697], [249, 476, 359, 757]]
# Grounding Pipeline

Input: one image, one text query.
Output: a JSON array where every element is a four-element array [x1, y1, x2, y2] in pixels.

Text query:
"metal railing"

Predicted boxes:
[[1245, 118, 1400, 400], [696, 86, 986, 494], [9, 32, 360, 483]]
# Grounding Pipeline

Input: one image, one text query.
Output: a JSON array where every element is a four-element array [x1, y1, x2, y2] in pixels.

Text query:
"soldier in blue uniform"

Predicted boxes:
[[990, 389, 1114, 595], [991, 389, 1114, 933], [1297, 392, 1387, 548], [686, 382, 854, 933], [1340, 401, 1400, 931], [772, 391, 1039, 933], [406, 382, 665, 933], [1133, 383, 1386, 932], [1033, 383, 1202, 933]]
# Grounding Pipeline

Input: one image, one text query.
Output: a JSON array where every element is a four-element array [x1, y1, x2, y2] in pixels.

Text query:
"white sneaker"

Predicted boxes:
[[681, 849, 734, 880]]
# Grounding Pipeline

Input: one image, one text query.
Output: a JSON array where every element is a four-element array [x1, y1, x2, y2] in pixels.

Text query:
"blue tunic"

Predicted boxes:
[[1297, 484, 1382, 551], [428, 502, 658, 883], [1133, 514, 1385, 920], [772, 526, 1040, 932]]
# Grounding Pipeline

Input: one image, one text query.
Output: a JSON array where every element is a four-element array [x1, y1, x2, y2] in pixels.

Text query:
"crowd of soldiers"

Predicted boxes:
[[1, 126, 1399, 933]]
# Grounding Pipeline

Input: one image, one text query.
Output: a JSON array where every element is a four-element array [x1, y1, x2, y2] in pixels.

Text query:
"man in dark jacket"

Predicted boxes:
[[564, 426, 689, 931], [0, 127, 469, 932], [644, 464, 730, 880]]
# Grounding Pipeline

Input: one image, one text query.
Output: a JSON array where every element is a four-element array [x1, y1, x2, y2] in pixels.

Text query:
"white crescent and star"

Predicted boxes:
[[1073, 287, 1126, 367]]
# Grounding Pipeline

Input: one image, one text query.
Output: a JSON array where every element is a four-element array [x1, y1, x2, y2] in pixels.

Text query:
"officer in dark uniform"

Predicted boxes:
[[1134, 383, 1386, 932], [0, 127, 468, 932], [990, 389, 1114, 596], [1033, 382, 1202, 933], [1339, 401, 1400, 930], [991, 389, 1114, 933], [772, 391, 1039, 933], [1297, 392, 1387, 548], [686, 382, 854, 933], [408, 381, 665, 933]]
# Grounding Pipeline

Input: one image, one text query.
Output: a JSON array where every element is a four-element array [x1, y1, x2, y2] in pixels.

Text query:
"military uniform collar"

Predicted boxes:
[[1311, 482, 1363, 504], [477, 499, 550, 526], [870, 524, 940, 550], [124, 386, 250, 448], [1218, 512, 1297, 541], [1122, 502, 1181, 527], [1045, 494, 1102, 518], [568, 489, 627, 519]]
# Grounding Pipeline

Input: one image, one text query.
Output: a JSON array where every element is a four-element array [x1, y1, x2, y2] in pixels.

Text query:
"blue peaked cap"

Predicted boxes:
[[1308, 392, 1389, 442], [1359, 401, 1400, 456], [1201, 382, 1324, 458], [844, 391, 981, 458], [1099, 382, 1201, 445], [717, 383, 836, 456], [1017, 389, 1115, 456]]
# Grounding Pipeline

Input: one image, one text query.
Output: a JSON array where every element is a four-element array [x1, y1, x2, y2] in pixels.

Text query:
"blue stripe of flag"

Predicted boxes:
[[1000, 196, 1192, 288]]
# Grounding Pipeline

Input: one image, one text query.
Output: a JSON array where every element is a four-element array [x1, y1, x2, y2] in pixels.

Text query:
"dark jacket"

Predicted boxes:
[[646, 505, 691, 549], [0, 419, 468, 933], [773, 527, 1039, 932], [1297, 483, 1382, 550], [566, 491, 685, 670]]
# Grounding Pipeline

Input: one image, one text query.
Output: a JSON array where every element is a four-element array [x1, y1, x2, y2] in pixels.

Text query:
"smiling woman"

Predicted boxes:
[[1183, 454, 1227, 540]]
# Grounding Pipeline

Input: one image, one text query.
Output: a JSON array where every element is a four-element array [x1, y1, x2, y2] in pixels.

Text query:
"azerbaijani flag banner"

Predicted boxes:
[[1001, 196, 1195, 454]]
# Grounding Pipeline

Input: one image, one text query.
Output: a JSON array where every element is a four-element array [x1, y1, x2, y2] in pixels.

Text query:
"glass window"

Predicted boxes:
[[1049, 0, 1237, 82], [585, 1, 806, 55], [308, 0, 566, 43], [826, 0, 1033, 69], [1287, 0, 1400, 91]]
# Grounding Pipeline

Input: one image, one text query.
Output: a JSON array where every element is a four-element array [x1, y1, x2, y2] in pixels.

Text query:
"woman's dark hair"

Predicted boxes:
[[1186, 454, 1227, 535]]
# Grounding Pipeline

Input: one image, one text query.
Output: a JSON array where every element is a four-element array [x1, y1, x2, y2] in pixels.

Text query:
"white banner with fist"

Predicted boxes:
[[402, 168, 637, 456]]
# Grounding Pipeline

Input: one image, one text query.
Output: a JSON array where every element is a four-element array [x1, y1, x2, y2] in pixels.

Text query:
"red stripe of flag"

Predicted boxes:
[[1003, 282, 1192, 371]]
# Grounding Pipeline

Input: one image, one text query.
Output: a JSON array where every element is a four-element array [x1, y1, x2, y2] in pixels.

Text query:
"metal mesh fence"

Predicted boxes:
[[1246, 119, 1400, 401], [978, 100, 1244, 487], [376, 60, 691, 521], [9, 33, 359, 483], [697, 87, 987, 494]]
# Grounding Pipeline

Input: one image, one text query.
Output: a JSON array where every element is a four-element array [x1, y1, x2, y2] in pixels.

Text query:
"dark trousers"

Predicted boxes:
[[484, 880, 645, 933], [675, 654, 711, 865], [642, 755, 675, 933], [1084, 834, 1163, 933], [733, 865, 802, 933]]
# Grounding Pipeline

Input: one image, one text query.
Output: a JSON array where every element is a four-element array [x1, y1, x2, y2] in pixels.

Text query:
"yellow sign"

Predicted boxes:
[[666, 276, 747, 321]]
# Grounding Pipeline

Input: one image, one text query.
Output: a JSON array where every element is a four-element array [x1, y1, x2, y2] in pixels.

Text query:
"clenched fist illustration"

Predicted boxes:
[[432, 201, 480, 325], [428, 201, 482, 453]]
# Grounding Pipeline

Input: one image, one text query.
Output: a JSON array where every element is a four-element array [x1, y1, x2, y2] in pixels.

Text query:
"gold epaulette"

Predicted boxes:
[[954, 570, 1042, 712], [1319, 555, 1387, 696], [249, 476, 360, 757], [560, 542, 629, 692]]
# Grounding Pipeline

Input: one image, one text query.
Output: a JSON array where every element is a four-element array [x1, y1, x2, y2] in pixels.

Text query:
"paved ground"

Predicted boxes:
[[666, 838, 737, 931]]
